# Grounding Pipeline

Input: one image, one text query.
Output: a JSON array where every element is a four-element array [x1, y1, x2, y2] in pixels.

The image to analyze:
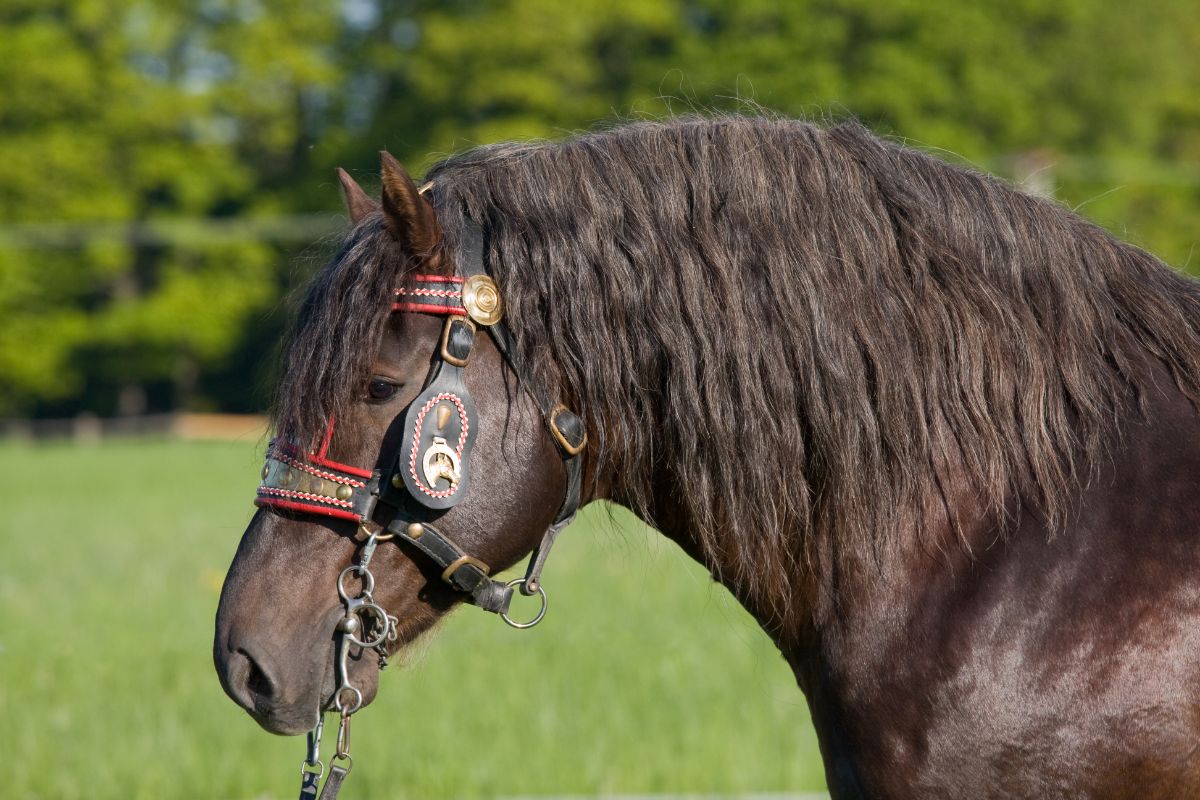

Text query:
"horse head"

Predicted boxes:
[[213, 154, 587, 735]]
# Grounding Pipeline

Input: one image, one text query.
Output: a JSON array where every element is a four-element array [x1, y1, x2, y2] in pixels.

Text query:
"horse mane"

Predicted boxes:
[[276, 115, 1200, 619]]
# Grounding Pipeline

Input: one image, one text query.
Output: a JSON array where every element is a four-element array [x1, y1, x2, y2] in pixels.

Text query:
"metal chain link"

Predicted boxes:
[[298, 528, 397, 800]]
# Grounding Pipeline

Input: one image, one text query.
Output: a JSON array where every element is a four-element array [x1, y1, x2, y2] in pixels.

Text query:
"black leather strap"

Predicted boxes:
[[385, 518, 513, 614], [299, 769, 321, 800], [521, 439, 584, 594], [457, 220, 487, 279]]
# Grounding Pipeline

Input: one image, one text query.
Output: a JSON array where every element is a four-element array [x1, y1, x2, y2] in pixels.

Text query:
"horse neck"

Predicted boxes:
[[627, 447, 1004, 795], [623, 428, 1000, 657]]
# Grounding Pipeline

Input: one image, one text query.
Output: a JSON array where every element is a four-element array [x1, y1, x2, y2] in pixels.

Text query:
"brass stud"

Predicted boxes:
[[336, 484, 354, 501], [281, 468, 295, 487], [462, 275, 503, 326], [261, 464, 270, 480], [407, 522, 424, 539], [391, 473, 404, 489], [436, 403, 452, 431]]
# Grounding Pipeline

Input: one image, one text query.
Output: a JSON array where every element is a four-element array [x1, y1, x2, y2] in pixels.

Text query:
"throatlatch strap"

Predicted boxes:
[[385, 519, 513, 614], [521, 419, 585, 593]]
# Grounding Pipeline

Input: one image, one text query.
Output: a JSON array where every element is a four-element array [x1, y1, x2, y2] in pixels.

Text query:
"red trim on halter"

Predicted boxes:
[[315, 419, 335, 459], [408, 274, 461, 283], [271, 438, 374, 480], [308, 454, 374, 479], [253, 497, 362, 522], [273, 451, 368, 487], [392, 301, 469, 315]]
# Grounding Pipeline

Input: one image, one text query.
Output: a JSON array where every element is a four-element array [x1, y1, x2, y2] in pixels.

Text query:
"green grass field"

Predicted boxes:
[[0, 438, 827, 799]]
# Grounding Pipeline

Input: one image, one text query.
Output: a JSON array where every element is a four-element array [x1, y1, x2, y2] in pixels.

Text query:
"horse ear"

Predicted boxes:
[[379, 151, 440, 254], [335, 167, 378, 224]]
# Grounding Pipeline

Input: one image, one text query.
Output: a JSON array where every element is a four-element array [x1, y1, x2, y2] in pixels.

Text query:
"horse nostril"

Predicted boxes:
[[219, 646, 277, 713], [242, 649, 274, 700]]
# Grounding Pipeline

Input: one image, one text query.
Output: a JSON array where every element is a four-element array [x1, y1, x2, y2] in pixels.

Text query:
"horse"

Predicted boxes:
[[214, 115, 1200, 799]]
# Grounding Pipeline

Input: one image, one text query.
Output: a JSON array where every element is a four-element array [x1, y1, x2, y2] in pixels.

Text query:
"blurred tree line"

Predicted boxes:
[[1, 0, 1197, 418]]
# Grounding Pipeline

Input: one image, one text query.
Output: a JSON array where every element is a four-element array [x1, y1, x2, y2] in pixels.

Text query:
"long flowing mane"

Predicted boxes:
[[277, 116, 1200, 618]]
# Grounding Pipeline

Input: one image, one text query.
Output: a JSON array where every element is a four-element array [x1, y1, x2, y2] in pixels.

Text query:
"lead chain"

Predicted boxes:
[[298, 530, 398, 800]]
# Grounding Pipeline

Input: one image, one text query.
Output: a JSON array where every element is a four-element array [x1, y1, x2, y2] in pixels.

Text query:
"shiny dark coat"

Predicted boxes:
[[216, 116, 1200, 798]]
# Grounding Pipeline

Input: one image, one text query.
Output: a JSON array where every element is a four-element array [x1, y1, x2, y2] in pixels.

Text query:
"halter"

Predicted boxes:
[[254, 212, 586, 800]]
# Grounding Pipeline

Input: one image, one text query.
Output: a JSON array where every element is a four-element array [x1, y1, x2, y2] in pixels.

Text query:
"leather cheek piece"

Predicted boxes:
[[394, 365, 478, 511]]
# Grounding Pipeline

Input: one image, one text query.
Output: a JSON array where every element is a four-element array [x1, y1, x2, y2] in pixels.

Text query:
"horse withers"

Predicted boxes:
[[215, 116, 1200, 799]]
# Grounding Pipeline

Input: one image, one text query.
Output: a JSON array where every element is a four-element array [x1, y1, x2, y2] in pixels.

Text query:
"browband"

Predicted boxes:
[[393, 275, 466, 316]]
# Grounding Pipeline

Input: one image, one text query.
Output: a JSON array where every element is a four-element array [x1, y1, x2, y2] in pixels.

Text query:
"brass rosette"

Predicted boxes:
[[462, 275, 503, 326]]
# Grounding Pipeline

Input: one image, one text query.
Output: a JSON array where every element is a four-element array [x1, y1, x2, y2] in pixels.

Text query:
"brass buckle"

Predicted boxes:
[[549, 404, 587, 456], [439, 317, 476, 368], [441, 554, 490, 584]]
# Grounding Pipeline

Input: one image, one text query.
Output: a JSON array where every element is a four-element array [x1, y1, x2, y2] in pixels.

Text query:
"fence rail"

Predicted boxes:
[[0, 413, 268, 442], [0, 214, 343, 249]]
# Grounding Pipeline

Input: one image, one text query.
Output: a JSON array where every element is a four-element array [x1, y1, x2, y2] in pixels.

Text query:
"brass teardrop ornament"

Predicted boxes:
[[462, 275, 503, 326], [436, 403, 452, 431]]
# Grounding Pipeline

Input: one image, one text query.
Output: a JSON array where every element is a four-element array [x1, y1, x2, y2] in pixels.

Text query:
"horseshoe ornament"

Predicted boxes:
[[422, 436, 462, 489]]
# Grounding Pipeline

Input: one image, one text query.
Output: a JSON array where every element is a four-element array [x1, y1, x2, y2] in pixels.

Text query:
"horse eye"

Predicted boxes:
[[366, 378, 401, 402]]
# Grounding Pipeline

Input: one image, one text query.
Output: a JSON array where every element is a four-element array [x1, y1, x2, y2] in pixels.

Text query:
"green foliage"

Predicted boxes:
[[1, 0, 1198, 415], [0, 439, 825, 797], [0, 0, 342, 415]]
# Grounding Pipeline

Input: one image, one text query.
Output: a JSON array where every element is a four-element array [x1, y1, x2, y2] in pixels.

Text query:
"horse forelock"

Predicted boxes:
[[278, 114, 1200, 623], [272, 216, 415, 451]]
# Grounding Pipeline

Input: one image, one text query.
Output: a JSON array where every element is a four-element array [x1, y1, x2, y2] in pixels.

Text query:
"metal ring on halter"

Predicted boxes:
[[337, 564, 375, 602], [343, 602, 392, 649], [358, 522, 394, 543], [500, 578, 548, 629], [334, 686, 363, 715], [300, 759, 324, 779]]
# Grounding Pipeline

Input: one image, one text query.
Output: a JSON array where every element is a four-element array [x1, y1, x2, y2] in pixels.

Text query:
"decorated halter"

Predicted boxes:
[[256, 210, 587, 799], [255, 215, 587, 618]]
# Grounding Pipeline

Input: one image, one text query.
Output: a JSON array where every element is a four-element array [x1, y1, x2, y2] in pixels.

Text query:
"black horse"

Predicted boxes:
[[215, 116, 1200, 799]]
